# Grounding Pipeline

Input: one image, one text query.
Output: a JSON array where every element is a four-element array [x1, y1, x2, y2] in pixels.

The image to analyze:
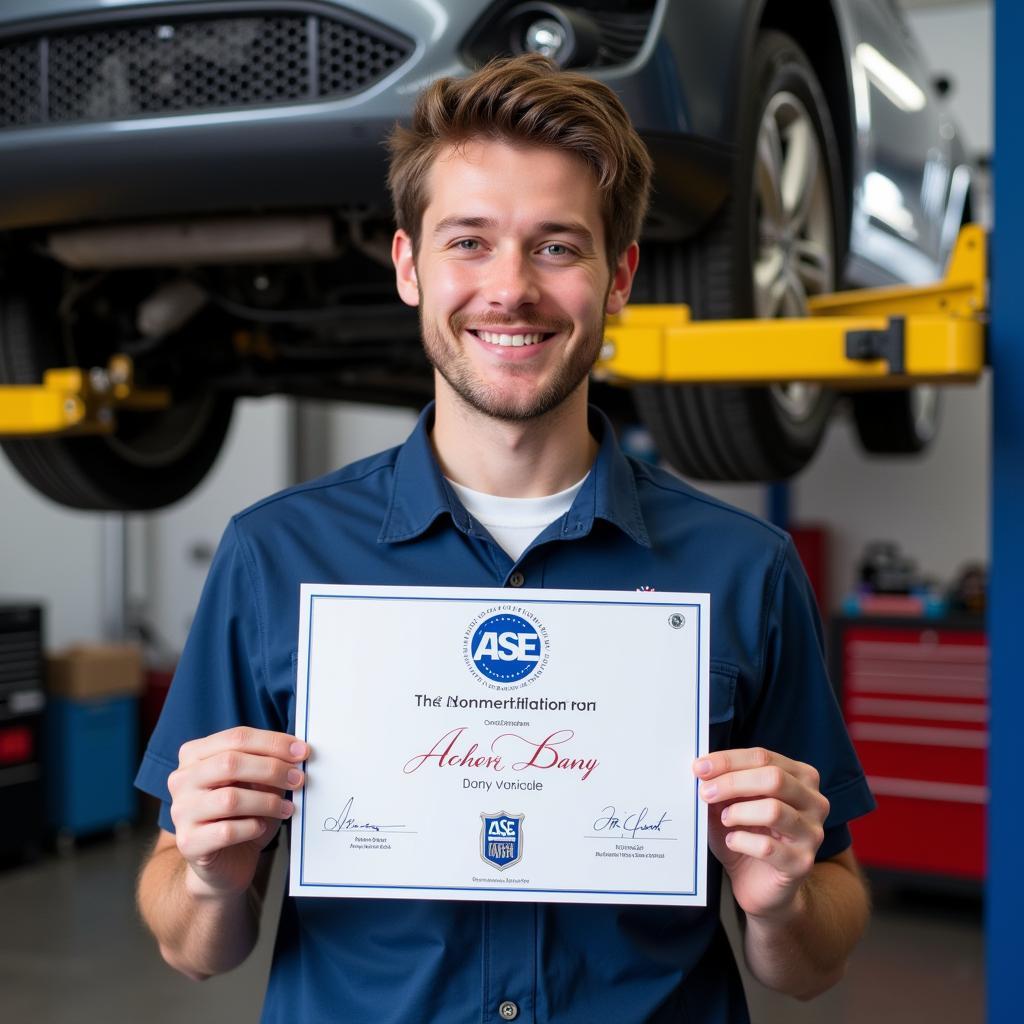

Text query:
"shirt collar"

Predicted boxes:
[[377, 402, 651, 548]]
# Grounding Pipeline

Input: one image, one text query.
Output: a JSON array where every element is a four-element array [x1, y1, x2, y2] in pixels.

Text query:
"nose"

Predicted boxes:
[[483, 245, 541, 310]]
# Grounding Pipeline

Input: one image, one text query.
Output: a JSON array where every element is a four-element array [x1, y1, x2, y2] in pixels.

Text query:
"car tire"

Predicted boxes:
[[851, 386, 940, 454], [0, 288, 234, 511], [632, 30, 844, 480]]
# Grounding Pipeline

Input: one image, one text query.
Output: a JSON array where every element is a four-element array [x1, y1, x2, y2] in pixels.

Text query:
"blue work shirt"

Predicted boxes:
[[136, 404, 874, 1024]]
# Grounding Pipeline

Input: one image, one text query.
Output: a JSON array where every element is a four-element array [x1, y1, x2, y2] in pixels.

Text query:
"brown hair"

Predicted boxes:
[[386, 53, 652, 268]]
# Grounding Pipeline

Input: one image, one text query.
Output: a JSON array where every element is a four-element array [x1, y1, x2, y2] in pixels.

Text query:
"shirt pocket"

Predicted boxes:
[[709, 662, 738, 751]]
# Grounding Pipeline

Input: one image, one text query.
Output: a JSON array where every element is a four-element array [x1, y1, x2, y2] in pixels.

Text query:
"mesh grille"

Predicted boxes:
[[0, 39, 42, 126], [318, 16, 408, 98], [48, 16, 310, 122], [0, 7, 412, 129], [592, 11, 652, 67]]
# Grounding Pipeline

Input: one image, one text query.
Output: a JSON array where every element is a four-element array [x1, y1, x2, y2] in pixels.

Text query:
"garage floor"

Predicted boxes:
[[0, 828, 983, 1023]]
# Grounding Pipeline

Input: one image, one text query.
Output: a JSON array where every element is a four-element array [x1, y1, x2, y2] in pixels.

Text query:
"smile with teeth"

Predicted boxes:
[[471, 329, 554, 347]]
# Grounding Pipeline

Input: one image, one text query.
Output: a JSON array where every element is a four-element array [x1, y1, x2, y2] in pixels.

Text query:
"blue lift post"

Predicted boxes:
[[989, 3, 1021, 1020]]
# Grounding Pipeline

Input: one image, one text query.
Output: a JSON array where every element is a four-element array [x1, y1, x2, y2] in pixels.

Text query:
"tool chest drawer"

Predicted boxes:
[[832, 617, 987, 880]]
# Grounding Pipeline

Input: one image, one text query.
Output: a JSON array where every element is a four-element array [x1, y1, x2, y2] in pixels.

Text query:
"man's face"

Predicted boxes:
[[392, 139, 637, 422]]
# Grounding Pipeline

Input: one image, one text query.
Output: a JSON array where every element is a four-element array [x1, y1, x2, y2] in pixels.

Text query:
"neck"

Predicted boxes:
[[430, 380, 598, 498]]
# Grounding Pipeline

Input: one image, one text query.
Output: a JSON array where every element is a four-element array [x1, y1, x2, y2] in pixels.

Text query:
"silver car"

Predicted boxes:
[[0, 0, 971, 509]]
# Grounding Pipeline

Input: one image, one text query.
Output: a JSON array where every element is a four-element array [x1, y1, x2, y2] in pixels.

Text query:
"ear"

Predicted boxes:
[[605, 241, 640, 316], [392, 229, 420, 307]]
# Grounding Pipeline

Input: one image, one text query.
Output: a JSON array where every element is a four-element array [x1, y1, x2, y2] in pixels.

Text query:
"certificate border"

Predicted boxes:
[[297, 591, 705, 901]]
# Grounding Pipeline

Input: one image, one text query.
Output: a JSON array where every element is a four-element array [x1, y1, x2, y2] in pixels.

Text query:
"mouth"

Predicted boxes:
[[466, 329, 557, 348]]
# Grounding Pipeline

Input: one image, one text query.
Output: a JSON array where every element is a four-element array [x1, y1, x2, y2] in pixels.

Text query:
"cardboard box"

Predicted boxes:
[[47, 644, 144, 700]]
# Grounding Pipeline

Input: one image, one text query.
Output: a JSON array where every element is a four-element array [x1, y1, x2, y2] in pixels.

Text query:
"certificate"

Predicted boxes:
[[289, 585, 709, 906]]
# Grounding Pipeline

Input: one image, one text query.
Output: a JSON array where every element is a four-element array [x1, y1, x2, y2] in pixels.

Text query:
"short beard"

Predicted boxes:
[[421, 310, 604, 423]]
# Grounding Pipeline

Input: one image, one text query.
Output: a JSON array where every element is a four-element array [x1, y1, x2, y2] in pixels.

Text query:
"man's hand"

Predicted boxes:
[[168, 727, 308, 899], [694, 747, 830, 923]]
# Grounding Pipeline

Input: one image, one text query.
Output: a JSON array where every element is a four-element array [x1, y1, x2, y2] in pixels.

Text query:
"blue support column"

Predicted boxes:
[[988, 4, 1023, 1020]]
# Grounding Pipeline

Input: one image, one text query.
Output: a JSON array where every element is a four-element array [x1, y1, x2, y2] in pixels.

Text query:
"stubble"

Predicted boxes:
[[420, 309, 604, 423]]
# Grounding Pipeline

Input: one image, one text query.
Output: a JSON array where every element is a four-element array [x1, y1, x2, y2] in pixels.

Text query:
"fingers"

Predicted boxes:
[[168, 728, 310, 870], [177, 816, 279, 865], [719, 828, 817, 877], [178, 727, 307, 768], [171, 784, 296, 829], [177, 750, 305, 794], [694, 747, 820, 790], [699, 764, 829, 821], [719, 797, 826, 850]]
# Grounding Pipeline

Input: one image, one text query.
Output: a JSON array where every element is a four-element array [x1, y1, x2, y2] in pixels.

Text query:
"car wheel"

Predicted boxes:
[[0, 289, 234, 510], [851, 386, 940, 454], [633, 30, 843, 480]]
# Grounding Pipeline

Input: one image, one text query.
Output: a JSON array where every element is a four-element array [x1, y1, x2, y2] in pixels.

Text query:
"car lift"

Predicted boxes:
[[0, 353, 169, 436], [0, 224, 988, 438], [597, 222, 986, 389]]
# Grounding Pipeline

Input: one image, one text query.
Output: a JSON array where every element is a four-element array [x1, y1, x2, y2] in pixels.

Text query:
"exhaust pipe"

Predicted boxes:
[[48, 214, 339, 269]]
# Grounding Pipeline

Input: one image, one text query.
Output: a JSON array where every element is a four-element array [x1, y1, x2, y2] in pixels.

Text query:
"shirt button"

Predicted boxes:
[[498, 1001, 519, 1021], [508, 572, 525, 588]]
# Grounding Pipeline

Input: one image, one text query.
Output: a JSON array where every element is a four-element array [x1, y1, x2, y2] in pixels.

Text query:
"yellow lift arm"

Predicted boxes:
[[0, 355, 169, 437], [597, 223, 987, 388], [0, 227, 987, 438]]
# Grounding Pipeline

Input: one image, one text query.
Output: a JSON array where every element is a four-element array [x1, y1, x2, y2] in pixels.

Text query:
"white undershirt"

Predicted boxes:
[[447, 475, 588, 561]]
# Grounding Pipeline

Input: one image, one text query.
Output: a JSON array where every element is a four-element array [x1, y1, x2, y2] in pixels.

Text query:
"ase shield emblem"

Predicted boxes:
[[480, 812, 524, 871]]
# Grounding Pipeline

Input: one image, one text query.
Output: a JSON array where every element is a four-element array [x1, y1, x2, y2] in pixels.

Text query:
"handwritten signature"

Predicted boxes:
[[592, 805, 672, 838], [322, 796, 409, 834]]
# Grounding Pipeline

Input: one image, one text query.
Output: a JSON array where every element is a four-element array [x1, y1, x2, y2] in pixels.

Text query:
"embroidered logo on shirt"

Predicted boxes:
[[636, 585, 657, 592]]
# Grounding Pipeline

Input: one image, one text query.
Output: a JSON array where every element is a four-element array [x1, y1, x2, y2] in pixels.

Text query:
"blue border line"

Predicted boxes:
[[302, 594, 701, 607], [296, 883, 691, 896], [299, 592, 704, 896], [693, 603, 701, 895], [298, 592, 317, 883]]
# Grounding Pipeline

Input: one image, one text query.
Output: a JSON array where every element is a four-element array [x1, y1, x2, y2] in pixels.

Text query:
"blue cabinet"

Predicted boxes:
[[45, 695, 137, 837]]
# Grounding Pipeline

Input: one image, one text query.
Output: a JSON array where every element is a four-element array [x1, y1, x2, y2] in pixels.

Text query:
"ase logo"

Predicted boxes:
[[462, 606, 550, 690], [480, 812, 524, 870]]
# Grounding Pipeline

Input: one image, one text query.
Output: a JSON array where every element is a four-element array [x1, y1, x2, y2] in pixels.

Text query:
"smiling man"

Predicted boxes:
[[391, 134, 635, 500], [400, 141, 625, 424], [136, 54, 873, 1023]]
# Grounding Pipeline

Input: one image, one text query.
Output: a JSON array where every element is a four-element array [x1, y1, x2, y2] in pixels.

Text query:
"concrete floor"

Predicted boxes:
[[0, 828, 983, 1023]]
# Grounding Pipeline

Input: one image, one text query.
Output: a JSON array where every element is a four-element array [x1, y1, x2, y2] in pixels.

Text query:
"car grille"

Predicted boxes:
[[591, 10, 653, 67], [0, 7, 413, 129]]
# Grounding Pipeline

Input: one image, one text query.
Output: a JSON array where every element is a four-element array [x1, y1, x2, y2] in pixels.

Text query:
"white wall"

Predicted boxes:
[[328, 403, 418, 469], [0, 454, 104, 648], [905, 1, 992, 158], [138, 397, 293, 654]]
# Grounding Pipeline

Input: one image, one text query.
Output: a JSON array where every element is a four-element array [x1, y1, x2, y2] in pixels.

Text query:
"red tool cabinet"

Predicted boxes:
[[831, 615, 988, 881]]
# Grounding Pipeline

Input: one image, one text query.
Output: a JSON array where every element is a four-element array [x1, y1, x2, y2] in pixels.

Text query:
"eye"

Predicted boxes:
[[454, 238, 481, 251], [541, 243, 574, 257]]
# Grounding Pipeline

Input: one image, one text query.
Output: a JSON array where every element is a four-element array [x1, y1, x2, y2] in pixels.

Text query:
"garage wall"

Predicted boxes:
[[0, 455, 105, 649], [327, 403, 418, 470], [904, 1, 992, 158], [137, 397, 294, 655]]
